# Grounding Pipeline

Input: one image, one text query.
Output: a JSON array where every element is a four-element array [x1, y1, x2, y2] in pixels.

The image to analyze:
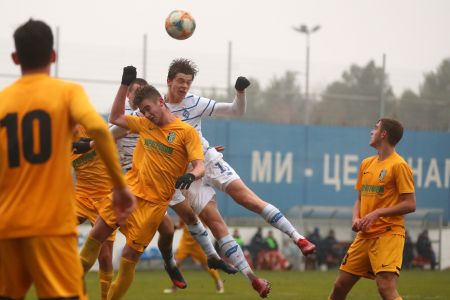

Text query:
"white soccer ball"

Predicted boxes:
[[165, 10, 196, 40]]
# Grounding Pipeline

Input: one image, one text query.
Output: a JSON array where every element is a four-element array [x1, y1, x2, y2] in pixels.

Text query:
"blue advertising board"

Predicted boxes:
[[202, 120, 450, 221]]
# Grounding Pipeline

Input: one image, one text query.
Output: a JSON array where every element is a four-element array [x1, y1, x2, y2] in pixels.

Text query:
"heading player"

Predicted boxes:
[[163, 58, 315, 256], [79, 71, 215, 299], [0, 19, 134, 299]]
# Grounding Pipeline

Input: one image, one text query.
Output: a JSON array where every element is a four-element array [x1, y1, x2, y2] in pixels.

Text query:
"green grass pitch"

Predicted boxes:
[[26, 269, 450, 299]]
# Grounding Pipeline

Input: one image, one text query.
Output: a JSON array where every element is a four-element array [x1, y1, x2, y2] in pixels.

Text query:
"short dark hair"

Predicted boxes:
[[128, 78, 148, 91], [168, 58, 198, 80], [378, 118, 404, 146], [13, 19, 53, 69], [134, 85, 162, 107]]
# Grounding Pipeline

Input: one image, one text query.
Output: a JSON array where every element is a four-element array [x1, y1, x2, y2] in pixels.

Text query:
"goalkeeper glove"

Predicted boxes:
[[175, 173, 196, 189], [235, 76, 250, 91], [121, 66, 137, 86], [72, 138, 92, 154]]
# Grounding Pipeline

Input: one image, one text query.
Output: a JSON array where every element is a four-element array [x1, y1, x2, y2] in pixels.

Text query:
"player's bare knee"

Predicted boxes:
[[98, 253, 112, 267], [333, 278, 352, 296], [376, 281, 396, 299]]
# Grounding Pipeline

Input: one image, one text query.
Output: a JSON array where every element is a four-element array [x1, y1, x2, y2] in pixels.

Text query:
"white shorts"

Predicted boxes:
[[169, 178, 216, 215], [169, 189, 185, 207], [204, 156, 240, 191]]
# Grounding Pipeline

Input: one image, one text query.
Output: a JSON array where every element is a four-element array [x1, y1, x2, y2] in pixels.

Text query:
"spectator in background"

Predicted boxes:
[[249, 227, 266, 265], [257, 230, 291, 270], [307, 227, 325, 266], [416, 230, 436, 270], [322, 230, 339, 268], [265, 230, 279, 251], [233, 229, 244, 248], [402, 231, 414, 269]]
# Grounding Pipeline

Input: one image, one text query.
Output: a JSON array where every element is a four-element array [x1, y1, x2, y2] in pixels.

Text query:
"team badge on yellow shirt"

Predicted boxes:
[[167, 132, 176, 143], [378, 169, 387, 181]]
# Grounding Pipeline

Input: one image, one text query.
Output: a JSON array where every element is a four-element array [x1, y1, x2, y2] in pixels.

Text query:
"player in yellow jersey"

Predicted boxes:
[[328, 118, 416, 300], [79, 72, 208, 299], [108, 77, 236, 291], [163, 220, 225, 294], [72, 125, 117, 300], [0, 19, 135, 300]]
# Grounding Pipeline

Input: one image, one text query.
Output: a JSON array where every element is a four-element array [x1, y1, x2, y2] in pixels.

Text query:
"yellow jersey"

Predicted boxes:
[[355, 151, 415, 237], [125, 115, 203, 204], [72, 126, 112, 198], [0, 74, 124, 238]]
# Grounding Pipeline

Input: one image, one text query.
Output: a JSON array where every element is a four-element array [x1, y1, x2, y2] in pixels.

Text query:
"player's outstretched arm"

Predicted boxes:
[[109, 66, 137, 129], [209, 76, 250, 117]]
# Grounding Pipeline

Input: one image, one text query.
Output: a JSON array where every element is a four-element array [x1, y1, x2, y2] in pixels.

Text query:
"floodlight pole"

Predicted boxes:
[[293, 24, 321, 125], [54, 26, 60, 78], [143, 34, 148, 79]]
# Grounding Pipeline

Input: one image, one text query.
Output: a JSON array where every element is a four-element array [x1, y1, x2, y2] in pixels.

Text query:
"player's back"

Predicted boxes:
[[0, 74, 85, 238]]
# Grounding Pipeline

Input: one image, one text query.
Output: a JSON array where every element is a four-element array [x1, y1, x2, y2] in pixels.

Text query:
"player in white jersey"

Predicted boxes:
[[113, 76, 271, 296], [164, 58, 316, 257], [114, 78, 147, 172]]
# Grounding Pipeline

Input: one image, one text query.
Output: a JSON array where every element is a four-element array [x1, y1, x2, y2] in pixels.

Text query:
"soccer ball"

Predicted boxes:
[[165, 10, 196, 40]]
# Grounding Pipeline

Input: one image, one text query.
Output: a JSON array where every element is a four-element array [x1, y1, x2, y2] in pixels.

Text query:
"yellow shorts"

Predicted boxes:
[[98, 195, 168, 253], [176, 241, 207, 266], [340, 233, 404, 279], [76, 194, 116, 242], [0, 235, 86, 299]]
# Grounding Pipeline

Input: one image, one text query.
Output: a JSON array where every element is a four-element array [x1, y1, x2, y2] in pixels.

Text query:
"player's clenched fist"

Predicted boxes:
[[235, 76, 250, 92], [121, 66, 137, 86], [175, 173, 196, 189], [112, 186, 136, 225]]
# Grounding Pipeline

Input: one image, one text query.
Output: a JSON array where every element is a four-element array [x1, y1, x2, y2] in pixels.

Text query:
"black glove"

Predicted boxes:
[[175, 173, 196, 189], [72, 138, 92, 154], [121, 66, 137, 86], [235, 76, 250, 92]]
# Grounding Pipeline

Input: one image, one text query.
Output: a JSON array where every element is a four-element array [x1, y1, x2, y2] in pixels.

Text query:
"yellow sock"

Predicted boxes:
[[393, 297, 403, 300], [107, 257, 137, 300], [99, 269, 114, 300], [206, 266, 221, 282], [80, 236, 102, 273]]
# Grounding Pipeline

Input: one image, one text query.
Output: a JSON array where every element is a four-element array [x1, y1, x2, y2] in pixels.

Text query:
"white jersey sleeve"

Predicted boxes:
[[115, 100, 140, 171], [209, 92, 246, 117]]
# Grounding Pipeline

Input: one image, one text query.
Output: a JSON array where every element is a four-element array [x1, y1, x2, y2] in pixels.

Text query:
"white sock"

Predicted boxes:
[[218, 235, 253, 282], [187, 222, 219, 259], [261, 204, 305, 242]]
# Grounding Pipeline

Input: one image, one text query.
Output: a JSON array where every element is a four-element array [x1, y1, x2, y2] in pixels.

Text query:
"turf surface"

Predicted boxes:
[[26, 269, 450, 299]]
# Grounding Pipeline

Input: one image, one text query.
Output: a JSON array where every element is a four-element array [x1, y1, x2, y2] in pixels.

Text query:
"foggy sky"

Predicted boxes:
[[1, 0, 449, 112]]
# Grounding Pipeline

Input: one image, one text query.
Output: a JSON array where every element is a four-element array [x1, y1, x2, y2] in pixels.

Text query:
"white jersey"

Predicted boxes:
[[166, 92, 246, 165], [116, 100, 140, 170], [165, 94, 213, 149]]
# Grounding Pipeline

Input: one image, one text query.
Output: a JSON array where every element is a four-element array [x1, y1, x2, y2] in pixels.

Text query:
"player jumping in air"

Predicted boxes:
[[163, 58, 316, 256]]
